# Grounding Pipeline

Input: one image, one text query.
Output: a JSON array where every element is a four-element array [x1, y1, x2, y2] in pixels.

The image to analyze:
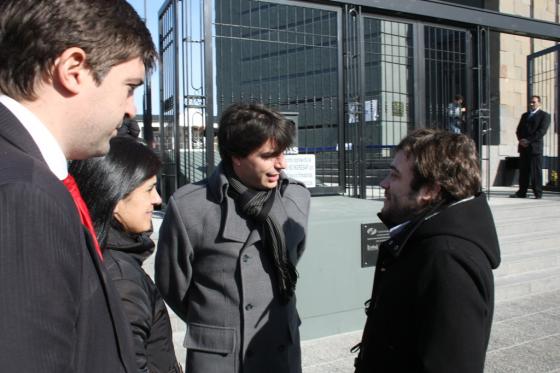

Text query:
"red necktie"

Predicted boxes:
[[62, 174, 103, 261]]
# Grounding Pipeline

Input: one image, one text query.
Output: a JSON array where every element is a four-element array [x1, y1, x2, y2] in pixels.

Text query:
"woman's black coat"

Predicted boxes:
[[104, 225, 182, 373]]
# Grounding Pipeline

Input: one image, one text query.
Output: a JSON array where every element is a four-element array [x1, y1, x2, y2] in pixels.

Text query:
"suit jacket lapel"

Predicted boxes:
[[0, 102, 46, 164], [82, 228, 136, 373]]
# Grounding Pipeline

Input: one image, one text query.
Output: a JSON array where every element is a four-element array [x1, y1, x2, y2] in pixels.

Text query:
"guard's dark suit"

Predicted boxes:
[[515, 109, 551, 197], [0, 102, 137, 373]]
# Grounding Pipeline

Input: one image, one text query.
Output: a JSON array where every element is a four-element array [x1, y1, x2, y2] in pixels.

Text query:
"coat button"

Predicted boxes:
[[245, 304, 253, 311], [278, 345, 286, 352], [242, 254, 250, 263], [380, 267, 386, 272]]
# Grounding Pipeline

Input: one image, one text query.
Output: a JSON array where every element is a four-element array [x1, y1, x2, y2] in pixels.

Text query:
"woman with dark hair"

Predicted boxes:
[[69, 136, 181, 373]]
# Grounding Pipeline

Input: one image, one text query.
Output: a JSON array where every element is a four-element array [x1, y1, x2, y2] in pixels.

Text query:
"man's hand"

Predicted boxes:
[[519, 138, 529, 147]]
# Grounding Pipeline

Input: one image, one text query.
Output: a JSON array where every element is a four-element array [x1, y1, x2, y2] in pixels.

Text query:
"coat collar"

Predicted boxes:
[[105, 223, 155, 264], [207, 162, 291, 203], [379, 194, 488, 261], [378, 198, 449, 259], [0, 96, 67, 179], [0, 101, 45, 164], [206, 162, 291, 245]]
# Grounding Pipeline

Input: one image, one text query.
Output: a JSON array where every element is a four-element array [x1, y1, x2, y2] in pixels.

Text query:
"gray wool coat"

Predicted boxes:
[[155, 163, 310, 373]]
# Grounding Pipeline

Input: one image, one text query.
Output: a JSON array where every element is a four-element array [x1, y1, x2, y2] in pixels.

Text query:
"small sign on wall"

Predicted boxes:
[[392, 101, 404, 117], [360, 223, 389, 267], [285, 154, 316, 188]]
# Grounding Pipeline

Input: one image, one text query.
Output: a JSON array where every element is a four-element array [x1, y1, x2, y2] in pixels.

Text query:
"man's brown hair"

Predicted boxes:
[[0, 0, 157, 101], [218, 103, 295, 166], [397, 128, 481, 202]]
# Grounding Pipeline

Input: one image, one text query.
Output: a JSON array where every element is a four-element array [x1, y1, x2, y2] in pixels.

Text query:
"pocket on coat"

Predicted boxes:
[[287, 312, 302, 345], [183, 322, 236, 355]]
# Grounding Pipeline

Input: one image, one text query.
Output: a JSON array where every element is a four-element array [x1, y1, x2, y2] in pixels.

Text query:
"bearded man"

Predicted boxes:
[[354, 129, 501, 373]]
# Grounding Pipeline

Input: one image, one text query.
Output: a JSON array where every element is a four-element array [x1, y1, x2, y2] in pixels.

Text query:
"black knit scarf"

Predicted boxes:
[[226, 168, 298, 303]]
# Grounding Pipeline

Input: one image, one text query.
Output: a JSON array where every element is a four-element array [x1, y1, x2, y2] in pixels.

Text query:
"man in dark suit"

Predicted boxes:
[[0, 1, 157, 372], [510, 95, 551, 199]]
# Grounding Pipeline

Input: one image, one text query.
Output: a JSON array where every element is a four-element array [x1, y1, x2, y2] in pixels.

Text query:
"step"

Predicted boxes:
[[488, 305, 560, 352], [492, 206, 559, 218], [498, 238, 558, 257], [493, 211, 559, 228], [495, 247, 560, 277], [497, 227, 558, 243], [498, 232, 558, 249], [491, 206, 559, 222], [494, 266, 560, 301], [485, 290, 560, 373], [486, 334, 560, 373], [498, 234, 559, 254], [492, 289, 560, 323], [494, 216, 559, 237], [499, 242, 558, 259]]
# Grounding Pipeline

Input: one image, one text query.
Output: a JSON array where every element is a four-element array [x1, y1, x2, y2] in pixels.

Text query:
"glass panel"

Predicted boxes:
[[181, 0, 207, 185], [424, 26, 468, 132], [363, 18, 413, 154], [529, 48, 559, 186], [214, 0, 340, 188], [358, 17, 413, 199], [159, 1, 179, 200]]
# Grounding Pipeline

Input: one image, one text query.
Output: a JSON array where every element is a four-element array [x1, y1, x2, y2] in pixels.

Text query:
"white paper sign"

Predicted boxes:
[[285, 154, 316, 188], [364, 99, 378, 122]]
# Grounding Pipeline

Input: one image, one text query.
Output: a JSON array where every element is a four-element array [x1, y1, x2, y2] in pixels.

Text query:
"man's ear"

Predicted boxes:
[[418, 183, 441, 206], [51, 47, 90, 95], [231, 155, 242, 167]]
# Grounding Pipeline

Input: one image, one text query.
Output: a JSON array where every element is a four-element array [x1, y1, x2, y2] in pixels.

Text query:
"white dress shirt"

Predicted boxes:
[[0, 95, 67, 180]]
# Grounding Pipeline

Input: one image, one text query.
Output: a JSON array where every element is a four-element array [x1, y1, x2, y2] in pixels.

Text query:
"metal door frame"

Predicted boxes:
[[160, 0, 347, 198], [346, 9, 476, 198], [528, 44, 560, 191], [474, 26, 491, 196], [206, 0, 346, 196], [158, 0, 181, 203], [158, 0, 491, 201]]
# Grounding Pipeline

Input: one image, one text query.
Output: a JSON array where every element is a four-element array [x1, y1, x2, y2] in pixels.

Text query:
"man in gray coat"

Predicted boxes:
[[155, 103, 311, 373]]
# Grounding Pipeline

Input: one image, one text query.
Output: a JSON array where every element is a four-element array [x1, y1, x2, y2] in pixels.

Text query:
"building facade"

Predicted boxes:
[[155, 0, 560, 201]]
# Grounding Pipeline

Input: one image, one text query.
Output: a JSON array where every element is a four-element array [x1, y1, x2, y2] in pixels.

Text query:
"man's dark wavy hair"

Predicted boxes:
[[397, 128, 481, 202], [217, 103, 295, 165]]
